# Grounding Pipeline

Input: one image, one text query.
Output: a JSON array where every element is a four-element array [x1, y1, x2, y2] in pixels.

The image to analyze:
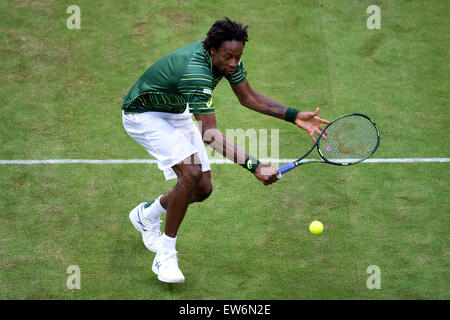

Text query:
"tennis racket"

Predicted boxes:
[[277, 113, 380, 179]]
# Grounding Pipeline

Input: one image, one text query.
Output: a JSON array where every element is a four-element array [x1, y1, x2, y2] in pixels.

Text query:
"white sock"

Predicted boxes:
[[142, 196, 166, 220], [161, 233, 177, 252]]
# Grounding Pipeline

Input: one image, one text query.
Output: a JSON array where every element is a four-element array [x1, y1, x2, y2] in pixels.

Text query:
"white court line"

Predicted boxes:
[[0, 158, 449, 165]]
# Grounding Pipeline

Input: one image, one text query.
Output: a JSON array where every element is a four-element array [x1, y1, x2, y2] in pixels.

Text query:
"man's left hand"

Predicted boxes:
[[295, 107, 330, 143]]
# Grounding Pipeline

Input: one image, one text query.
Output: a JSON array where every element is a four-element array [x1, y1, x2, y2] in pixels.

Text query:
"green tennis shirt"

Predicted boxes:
[[122, 40, 247, 114]]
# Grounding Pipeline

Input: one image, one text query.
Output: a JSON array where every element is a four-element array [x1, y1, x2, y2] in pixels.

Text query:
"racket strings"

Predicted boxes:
[[319, 115, 379, 164]]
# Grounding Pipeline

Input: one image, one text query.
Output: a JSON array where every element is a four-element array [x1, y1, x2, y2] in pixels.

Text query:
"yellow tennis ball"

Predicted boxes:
[[309, 220, 324, 235]]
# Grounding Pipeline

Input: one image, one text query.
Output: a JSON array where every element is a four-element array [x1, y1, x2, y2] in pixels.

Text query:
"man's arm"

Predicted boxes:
[[231, 79, 288, 119], [231, 79, 330, 142], [194, 113, 278, 185]]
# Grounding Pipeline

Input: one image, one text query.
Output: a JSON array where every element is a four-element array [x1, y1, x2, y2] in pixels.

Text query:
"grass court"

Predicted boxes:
[[0, 0, 448, 299]]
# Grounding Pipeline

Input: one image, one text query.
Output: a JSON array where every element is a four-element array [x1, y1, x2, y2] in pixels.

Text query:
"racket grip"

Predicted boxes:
[[277, 162, 296, 178]]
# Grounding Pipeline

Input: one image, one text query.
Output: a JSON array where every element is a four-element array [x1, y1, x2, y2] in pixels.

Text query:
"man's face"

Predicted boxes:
[[210, 40, 244, 76]]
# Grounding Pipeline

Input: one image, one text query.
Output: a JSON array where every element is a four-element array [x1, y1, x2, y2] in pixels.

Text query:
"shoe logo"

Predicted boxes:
[[155, 261, 161, 270], [137, 206, 148, 232]]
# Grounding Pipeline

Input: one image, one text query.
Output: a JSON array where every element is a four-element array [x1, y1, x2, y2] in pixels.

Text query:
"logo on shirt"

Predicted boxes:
[[206, 97, 213, 108]]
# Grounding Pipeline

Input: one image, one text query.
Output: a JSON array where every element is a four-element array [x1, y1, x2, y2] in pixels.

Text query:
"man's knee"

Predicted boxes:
[[179, 165, 203, 187], [195, 182, 213, 202]]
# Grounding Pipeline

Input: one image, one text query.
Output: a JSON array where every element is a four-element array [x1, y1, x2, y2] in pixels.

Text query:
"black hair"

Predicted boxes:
[[203, 17, 248, 51]]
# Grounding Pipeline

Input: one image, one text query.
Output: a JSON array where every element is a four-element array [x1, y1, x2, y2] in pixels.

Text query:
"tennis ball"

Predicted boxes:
[[309, 220, 324, 235]]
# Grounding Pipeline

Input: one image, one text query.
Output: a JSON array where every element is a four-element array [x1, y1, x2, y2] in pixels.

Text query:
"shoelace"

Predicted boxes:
[[149, 218, 162, 232], [158, 250, 179, 264], [143, 217, 161, 234]]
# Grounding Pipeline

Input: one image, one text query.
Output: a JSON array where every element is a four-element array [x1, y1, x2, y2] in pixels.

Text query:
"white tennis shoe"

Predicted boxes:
[[129, 202, 162, 253], [152, 249, 185, 283]]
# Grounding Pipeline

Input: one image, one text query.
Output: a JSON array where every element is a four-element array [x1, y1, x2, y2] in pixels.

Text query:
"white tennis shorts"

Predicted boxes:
[[122, 105, 211, 181]]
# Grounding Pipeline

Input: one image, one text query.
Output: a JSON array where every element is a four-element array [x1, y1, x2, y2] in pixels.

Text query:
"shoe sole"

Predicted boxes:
[[152, 265, 185, 283]]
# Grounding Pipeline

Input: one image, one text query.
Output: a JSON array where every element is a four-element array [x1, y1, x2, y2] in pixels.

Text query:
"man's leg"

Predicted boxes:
[[152, 154, 212, 283], [158, 170, 212, 217], [163, 154, 203, 237]]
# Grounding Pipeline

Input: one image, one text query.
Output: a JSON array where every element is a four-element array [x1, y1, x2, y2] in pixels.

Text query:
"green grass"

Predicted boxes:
[[0, 0, 449, 299]]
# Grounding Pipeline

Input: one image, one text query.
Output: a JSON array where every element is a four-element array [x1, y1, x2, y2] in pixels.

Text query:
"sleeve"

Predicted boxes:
[[225, 60, 247, 85]]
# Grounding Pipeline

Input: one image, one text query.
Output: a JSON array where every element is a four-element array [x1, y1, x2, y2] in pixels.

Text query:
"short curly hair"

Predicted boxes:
[[203, 17, 248, 52]]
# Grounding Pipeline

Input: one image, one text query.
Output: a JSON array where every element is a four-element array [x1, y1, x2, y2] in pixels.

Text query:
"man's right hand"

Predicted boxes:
[[254, 164, 279, 186]]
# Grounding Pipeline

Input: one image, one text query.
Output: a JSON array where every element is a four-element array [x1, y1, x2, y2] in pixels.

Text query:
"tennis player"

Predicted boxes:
[[122, 18, 329, 283]]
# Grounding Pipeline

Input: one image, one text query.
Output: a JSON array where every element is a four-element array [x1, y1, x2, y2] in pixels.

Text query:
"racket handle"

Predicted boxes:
[[277, 162, 296, 178]]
